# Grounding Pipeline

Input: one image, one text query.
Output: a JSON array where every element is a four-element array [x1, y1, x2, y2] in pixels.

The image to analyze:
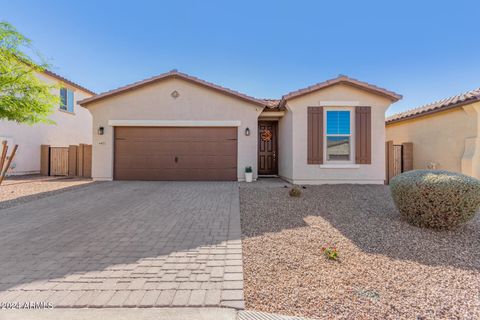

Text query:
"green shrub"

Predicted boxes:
[[390, 170, 480, 229], [321, 244, 339, 261], [289, 187, 302, 197]]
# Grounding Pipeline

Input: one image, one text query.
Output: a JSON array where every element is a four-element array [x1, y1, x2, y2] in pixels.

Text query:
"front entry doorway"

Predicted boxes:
[[258, 121, 278, 175]]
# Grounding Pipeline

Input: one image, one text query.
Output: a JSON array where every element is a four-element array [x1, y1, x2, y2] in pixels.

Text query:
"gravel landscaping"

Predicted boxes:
[[0, 175, 95, 210], [240, 180, 480, 320]]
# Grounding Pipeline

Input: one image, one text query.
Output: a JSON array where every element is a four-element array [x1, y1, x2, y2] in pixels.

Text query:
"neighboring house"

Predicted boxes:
[[386, 88, 480, 178], [0, 70, 95, 175], [79, 70, 401, 184]]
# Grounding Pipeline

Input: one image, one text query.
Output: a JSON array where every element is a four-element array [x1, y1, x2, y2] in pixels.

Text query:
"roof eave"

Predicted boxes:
[[79, 71, 266, 107], [386, 97, 480, 125], [43, 70, 96, 96], [281, 77, 402, 103]]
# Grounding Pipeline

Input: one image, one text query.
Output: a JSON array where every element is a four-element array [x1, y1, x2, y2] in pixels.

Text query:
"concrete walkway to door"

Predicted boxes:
[[0, 181, 244, 309]]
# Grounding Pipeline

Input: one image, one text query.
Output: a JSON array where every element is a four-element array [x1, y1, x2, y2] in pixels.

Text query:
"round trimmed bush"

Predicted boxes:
[[390, 170, 480, 229]]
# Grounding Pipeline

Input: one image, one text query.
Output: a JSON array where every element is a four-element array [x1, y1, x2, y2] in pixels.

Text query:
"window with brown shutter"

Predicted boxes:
[[355, 106, 372, 164], [307, 107, 323, 164], [325, 109, 352, 161]]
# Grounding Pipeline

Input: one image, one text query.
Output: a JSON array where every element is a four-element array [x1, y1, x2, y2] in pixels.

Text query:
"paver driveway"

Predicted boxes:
[[0, 181, 244, 308]]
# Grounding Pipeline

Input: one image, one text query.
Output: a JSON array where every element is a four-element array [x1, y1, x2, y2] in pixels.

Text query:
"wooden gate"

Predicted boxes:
[[393, 145, 403, 177], [386, 141, 413, 184], [50, 147, 69, 176], [41, 144, 92, 178], [77, 144, 92, 178]]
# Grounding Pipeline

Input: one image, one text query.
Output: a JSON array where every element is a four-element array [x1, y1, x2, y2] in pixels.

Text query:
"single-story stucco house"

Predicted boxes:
[[386, 88, 480, 179], [79, 70, 401, 184]]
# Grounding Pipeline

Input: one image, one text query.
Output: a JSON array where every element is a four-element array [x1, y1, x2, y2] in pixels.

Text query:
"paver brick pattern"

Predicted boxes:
[[0, 181, 244, 308]]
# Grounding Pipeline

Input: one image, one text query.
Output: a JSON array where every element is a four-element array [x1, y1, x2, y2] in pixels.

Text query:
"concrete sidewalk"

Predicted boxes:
[[0, 308, 236, 320], [0, 308, 311, 320]]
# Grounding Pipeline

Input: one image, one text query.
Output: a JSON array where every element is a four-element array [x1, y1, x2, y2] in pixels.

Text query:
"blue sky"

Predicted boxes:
[[2, 0, 479, 115]]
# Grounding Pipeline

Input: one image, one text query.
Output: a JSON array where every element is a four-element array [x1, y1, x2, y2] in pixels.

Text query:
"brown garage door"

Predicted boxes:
[[114, 127, 237, 181]]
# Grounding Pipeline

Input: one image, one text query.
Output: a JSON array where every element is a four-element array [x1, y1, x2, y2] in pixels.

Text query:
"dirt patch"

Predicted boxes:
[[0, 175, 96, 210], [240, 182, 480, 319]]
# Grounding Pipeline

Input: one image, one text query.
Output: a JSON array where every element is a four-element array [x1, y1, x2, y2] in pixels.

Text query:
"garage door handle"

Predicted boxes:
[[174, 156, 178, 163]]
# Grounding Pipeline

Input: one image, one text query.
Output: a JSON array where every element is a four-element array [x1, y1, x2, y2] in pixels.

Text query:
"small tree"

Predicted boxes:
[[0, 21, 58, 124], [0, 21, 59, 182]]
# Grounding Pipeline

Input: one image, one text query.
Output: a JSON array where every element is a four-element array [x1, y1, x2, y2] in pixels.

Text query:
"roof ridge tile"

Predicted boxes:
[[79, 70, 266, 107], [281, 75, 401, 102], [43, 69, 95, 95], [386, 87, 480, 123]]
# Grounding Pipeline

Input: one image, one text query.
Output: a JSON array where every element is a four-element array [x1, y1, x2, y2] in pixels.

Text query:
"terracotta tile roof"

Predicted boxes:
[[281, 75, 402, 104], [79, 70, 267, 107], [43, 69, 95, 96], [386, 88, 480, 124], [78, 70, 400, 113], [263, 99, 280, 107], [261, 99, 284, 111]]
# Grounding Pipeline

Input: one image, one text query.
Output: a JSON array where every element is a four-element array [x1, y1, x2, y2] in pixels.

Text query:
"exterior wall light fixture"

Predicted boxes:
[[98, 126, 104, 135], [245, 127, 250, 136]]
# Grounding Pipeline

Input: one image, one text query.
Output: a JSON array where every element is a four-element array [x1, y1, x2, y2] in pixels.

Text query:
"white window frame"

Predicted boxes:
[[323, 107, 355, 164]]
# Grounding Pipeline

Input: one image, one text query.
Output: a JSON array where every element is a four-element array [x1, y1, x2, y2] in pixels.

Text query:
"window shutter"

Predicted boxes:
[[355, 106, 371, 164], [307, 107, 323, 164], [67, 90, 74, 113]]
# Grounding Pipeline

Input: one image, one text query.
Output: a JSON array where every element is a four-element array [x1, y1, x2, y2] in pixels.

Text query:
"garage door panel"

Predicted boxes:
[[114, 127, 237, 180], [152, 141, 236, 155], [115, 155, 236, 169], [173, 155, 237, 168], [115, 140, 237, 156], [116, 155, 173, 169], [114, 168, 237, 181], [117, 136, 237, 143], [115, 127, 237, 141], [166, 141, 237, 155]]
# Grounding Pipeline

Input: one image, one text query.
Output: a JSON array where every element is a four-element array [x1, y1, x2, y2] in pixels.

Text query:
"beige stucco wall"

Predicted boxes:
[[280, 84, 393, 184], [278, 109, 293, 179], [386, 104, 479, 176], [86, 78, 263, 181], [0, 72, 93, 175]]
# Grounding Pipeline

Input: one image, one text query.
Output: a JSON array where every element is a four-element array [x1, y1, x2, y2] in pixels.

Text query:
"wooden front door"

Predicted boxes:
[[258, 121, 278, 175]]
